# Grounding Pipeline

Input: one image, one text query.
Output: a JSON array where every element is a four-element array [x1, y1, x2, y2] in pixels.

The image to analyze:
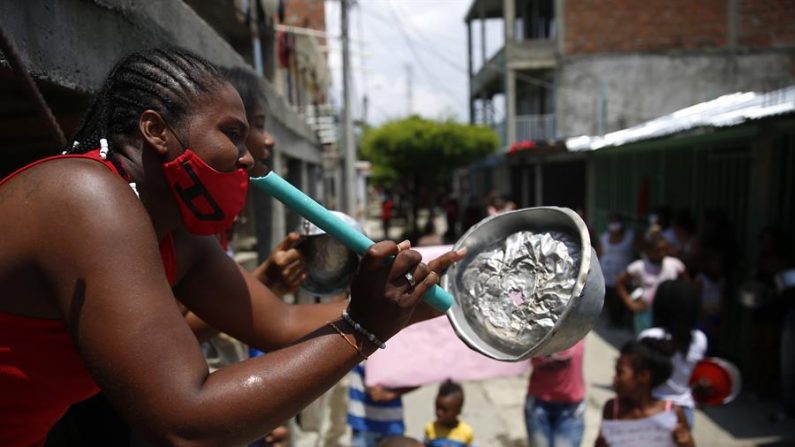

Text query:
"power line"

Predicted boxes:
[[356, 2, 369, 123], [369, 99, 395, 123], [362, 6, 467, 74], [360, 5, 653, 120], [386, 2, 469, 72], [383, 0, 465, 109]]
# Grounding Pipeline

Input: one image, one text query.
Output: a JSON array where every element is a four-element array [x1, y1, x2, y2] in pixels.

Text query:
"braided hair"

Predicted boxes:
[[68, 47, 226, 171], [223, 66, 268, 121], [622, 338, 674, 389], [438, 379, 464, 402], [652, 279, 700, 356]]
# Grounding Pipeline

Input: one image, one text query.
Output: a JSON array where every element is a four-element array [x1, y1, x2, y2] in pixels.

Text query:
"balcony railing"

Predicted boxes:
[[493, 120, 507, 148], [515, 113, 555, 142]]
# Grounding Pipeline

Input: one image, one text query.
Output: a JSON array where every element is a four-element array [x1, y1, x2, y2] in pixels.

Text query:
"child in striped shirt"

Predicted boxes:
[[348, 362, 417, 447]]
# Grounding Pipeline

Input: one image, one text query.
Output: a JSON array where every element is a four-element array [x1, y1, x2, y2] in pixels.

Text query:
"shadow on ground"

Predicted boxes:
[[495, 433, 527, 447], [699, 395, 795, 444]]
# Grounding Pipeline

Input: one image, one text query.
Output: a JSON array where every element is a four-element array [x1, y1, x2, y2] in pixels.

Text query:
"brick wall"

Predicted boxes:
[[738, 0, 795, 48], [284, 0, 326, 30], [283, 0, 326, 47], [564, 0, 728, 54], [564, 0, 795, 55]]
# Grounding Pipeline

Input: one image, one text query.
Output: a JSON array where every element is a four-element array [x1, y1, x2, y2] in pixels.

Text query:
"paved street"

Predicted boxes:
[[399, 317, 795, 447]]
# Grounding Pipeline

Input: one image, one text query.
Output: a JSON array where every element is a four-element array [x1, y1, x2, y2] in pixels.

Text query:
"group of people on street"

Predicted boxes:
[[598, 207, 736, 348], [523, 278, 703, 447], [521, 208, 715, 447]]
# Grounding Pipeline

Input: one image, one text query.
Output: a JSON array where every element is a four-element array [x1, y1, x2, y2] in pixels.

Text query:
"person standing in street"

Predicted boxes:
[[525, 340, 586, 447], [347, 362, 417, 447], [382, 195, 394, 240], [596, 339, 693, 447], [598, 213, 635, 328], [638, 280, 707, 428], [616, 229, 688, 334], [424, 380, 474, 447]]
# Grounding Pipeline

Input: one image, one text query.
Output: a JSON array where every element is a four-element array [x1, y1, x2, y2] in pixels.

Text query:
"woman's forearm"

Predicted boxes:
[[135, 319, 367, 446]]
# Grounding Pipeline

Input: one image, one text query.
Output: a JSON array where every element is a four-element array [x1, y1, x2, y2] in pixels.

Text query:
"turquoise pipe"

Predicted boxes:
[[251, 172, 453, 311]]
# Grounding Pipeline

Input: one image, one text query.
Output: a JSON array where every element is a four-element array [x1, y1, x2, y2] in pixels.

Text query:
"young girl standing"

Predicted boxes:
[[639, 280, 707, 428], [596, 339, 694, 447], [616, 230, 688, 334]]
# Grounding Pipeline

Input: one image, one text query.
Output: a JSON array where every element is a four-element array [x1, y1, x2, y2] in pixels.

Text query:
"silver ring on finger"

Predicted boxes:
[[404, 272, 417, 289]]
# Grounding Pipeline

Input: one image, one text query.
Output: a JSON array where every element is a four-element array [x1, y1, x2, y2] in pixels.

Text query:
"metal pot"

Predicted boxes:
[[297, 211, 362, 297], [443, 207, 605, 361]]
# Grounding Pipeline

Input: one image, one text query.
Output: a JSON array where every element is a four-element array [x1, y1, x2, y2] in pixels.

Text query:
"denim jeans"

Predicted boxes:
[[525, 397, 585, 447]]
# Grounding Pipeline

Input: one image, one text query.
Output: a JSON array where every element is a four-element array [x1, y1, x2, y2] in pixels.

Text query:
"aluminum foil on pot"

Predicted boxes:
[[458, 231, 580, 353], [444, 207, 605, 361]]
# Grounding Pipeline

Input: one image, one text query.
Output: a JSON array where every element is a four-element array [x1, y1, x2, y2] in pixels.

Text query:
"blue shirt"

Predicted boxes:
[[347, 363, 405, 436]]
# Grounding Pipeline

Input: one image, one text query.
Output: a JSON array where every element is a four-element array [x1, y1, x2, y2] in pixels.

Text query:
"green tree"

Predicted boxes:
[[361, 116, 498, 234]]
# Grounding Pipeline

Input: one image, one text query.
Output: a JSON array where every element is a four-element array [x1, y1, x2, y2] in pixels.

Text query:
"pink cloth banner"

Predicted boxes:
[[364, 245, 529, 388]]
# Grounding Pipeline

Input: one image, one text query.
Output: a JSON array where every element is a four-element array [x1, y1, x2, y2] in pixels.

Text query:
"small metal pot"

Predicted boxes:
[[443, 207, 605, 361], [297, 211, 362, 297]]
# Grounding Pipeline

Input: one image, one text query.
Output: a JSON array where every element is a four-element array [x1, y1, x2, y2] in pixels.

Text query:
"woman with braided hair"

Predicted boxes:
[[0, 47, 464, 447]]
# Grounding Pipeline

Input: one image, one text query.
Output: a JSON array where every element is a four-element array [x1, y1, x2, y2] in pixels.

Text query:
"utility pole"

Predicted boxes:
[[405, 63, 413, 116], [341, 0, 356, 217], [357, 3, 369, 126], [248, 0, 264, 77], [362, 95, 369, 125]]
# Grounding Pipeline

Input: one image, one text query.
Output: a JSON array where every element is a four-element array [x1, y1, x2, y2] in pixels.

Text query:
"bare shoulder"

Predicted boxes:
[[2, 157, 144, 223], [0, 157, 160, 316], [26, 157, 155, 250], [7, 157, 154, 259], [1, 157, 153, 254], [48, 157, 138, 206]]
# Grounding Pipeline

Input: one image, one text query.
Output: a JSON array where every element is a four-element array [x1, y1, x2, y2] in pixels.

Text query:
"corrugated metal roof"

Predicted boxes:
[[566, 85, 795, 152]]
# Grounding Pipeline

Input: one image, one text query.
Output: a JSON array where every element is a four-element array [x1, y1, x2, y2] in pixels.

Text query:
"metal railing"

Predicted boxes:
[[515, 113, 556, 142], [493, 120, 507, 148]]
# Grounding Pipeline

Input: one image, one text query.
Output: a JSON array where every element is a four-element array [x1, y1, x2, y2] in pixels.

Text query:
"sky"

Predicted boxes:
[[324, 0, 504, 125]]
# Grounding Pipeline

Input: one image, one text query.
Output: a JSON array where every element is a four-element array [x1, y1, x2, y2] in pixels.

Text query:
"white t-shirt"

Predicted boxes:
[[626, 257, 685, 304], [600, 230, 635, 287], [639, 327, 708, 408]]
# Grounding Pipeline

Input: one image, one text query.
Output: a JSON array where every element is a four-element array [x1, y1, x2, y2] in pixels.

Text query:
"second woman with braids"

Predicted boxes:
[[0, 47, 464, 447]]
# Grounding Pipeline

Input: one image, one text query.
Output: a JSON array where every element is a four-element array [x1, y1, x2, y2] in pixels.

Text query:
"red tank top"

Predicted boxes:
[[0, 150, 178, 446]]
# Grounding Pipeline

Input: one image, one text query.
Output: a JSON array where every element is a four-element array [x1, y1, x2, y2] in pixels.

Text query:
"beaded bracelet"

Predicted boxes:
[[328, 321, 368, 360], [341, 311, 387, 350]]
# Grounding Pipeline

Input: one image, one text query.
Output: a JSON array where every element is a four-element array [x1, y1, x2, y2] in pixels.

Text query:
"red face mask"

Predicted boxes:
[[162, 149, 249, 235]]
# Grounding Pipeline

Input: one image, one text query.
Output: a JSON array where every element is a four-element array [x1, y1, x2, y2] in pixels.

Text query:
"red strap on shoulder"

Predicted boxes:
[[0, 150, 121, 187], [2, 150, 178, 286], [159, 233, 178, 287]]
